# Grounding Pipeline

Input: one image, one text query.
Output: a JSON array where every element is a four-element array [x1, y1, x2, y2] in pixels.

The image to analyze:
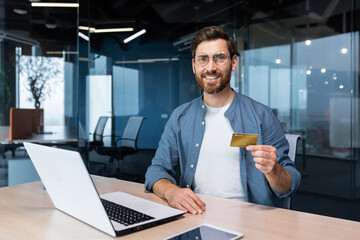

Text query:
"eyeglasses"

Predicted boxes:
[[194, 51, 231, 67]]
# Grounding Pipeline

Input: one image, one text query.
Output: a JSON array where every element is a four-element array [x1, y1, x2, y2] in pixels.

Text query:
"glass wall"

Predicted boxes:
[[79, 0, 360, 220], [2, 0, 359, 220], [0, 0, 79, 128]]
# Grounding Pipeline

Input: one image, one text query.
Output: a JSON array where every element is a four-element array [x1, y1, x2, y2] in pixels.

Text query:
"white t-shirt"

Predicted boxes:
[[193, 103, 245, 201]]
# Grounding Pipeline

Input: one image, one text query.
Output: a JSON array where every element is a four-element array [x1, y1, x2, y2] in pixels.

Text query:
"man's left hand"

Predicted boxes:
[[246, 145, 278, 174], [246, 144, 291, 195]]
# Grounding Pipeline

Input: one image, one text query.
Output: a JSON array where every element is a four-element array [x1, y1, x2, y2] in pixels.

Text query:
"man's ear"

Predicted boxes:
[[231, 55, 238, 71], [192, 58, 195, 74]]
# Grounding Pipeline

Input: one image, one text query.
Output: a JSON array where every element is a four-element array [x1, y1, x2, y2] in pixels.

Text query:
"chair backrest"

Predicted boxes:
[[285, 134, 300, 163], [120, 116, 145, 149], [9, 108, 44, 142], [283, 134, 300, 209], [93, 116, 110, 143]]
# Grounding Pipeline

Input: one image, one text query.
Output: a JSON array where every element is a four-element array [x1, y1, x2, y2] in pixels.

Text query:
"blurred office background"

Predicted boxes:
[[1, 0, 360, 221]]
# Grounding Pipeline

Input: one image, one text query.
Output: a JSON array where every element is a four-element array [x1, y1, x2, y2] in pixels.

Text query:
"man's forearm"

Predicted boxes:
[[152, 179, 206, 214], [265, 163, 292, 195], [152, 179, 179, 200]]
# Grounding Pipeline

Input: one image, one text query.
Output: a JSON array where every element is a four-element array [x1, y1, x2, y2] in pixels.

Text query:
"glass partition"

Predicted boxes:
[[79, 0, 360, 220], [1, 0, 356, 219]]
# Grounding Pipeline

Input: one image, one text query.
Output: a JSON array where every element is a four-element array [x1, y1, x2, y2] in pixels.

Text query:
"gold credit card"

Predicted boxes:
[[230, 133, 259, 148]]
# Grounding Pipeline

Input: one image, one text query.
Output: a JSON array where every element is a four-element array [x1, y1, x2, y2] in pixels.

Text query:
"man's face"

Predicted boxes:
[[192, 39, 238, 94]]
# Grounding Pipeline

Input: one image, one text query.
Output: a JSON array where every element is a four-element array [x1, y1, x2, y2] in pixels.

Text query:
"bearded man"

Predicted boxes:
[[144, 26, 301, 214]]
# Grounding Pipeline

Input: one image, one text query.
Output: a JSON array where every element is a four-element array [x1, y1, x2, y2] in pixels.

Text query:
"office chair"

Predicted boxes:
[[90, 116, 145, 178], [283, 134, 301, 209]]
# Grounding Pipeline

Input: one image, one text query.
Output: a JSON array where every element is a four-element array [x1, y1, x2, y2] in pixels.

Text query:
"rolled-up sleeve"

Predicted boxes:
[[261, 108, 301, 198]]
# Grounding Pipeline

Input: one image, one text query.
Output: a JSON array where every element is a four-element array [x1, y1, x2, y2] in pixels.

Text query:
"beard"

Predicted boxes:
[[195, 66, 232, 94]]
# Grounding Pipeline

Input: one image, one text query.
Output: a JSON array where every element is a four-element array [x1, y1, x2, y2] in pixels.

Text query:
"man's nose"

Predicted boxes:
[[206, 58, 217, 72]]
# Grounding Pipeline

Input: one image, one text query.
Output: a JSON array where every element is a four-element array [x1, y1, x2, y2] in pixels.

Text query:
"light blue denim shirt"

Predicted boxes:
[[145, 90, 301, 207]]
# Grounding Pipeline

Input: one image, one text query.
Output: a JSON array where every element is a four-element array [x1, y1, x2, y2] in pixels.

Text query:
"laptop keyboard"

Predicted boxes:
[[101, 198, 155, 226]]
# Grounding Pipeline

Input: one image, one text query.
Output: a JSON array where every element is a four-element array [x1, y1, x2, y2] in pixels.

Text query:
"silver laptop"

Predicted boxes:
[[23, 142, 184, 237]]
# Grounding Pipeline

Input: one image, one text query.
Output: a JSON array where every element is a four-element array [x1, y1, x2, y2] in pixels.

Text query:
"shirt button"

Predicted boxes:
[[201, 121, 205, 125], [190, 164, 194, 168], [195, 143, 199, 147], [186, 185, 190, 188]]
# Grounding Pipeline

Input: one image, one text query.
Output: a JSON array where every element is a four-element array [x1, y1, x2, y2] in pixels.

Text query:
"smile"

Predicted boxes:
[[204, 75, 219, 79]]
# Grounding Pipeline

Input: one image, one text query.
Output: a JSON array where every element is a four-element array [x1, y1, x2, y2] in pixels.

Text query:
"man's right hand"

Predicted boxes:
[[152, 179, 206, 215]]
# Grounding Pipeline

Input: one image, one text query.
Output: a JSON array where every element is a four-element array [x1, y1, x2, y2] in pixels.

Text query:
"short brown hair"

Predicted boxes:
[[191, 26, 237, 57]]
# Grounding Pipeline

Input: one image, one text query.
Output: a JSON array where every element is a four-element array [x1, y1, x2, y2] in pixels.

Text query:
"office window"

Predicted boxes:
[[87, 75, 112, 138], [113, 65, 139, 116], [18, 54, 65, 126]]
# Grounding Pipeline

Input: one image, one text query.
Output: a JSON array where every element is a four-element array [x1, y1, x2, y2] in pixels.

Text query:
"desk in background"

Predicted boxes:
[[0, 175, 360, 240], [0, 125, 77, 147], [1, 125, 78, 186]]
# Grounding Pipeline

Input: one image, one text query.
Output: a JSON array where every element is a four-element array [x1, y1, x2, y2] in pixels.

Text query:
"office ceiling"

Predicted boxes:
[[0, 0, 357, 52]]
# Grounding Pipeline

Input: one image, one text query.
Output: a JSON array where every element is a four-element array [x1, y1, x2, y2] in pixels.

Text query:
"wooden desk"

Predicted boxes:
[[1, 176, 360, 240]]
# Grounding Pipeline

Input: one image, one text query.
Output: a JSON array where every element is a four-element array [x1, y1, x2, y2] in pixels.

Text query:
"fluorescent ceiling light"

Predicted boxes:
[[115, 57, 179, 64], [124, 29, 146, 43], [46, 51, 78, 55], [31, 2, 79, 7], [45, 23, 57, 29], [78, 32, 89, 41], [79, 26, 96, 32], [13, 9, 27, 15], [78, 26, 133, 33], [94, 28, 133, 33], [79, 57, 92, 62]]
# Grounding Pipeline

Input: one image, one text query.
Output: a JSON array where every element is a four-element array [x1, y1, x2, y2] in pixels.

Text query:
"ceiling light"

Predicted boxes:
[[321, 68, 326, 73], [78, 32, 89, 41], [13, 9, 27, 15], [138, 58, 170, 63], [339, 85, 344, 89], [305, 40, 311, 46], [94, 28, 133, 33], [332, 73, 337, 80], [46, 51, 78, 55], [341, 48, 348, 54], [115, 57, 179, 64], [275, 58, 281, 64], [325, 81, 328, 85], [124, 29, 146, 43], [31, 2, 79, 7], [45, 23, 57, 29], [45, 20, 57, 29], [79, 26, 96, 32], [306, 70, 311, 75]]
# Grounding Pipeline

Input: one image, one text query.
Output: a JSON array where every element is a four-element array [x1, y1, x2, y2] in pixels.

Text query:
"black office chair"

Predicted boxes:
[[90, 116, 145, 178]]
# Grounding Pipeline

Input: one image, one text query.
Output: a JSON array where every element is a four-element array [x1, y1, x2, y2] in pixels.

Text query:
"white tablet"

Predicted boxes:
[[164, 223, 243, 240]]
